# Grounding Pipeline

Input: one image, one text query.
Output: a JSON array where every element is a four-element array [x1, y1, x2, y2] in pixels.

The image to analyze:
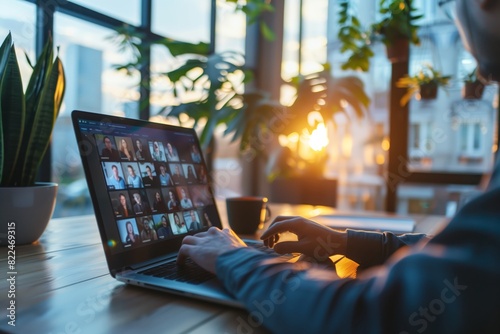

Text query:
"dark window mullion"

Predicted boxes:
[[139, 0, 152, 120]]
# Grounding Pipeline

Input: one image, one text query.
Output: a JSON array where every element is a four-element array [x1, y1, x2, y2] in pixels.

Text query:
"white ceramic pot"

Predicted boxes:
[[0, 182, 58, 246]]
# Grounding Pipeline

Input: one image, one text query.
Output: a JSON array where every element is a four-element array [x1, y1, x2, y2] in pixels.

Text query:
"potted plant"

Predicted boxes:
[[371, 0, 422, 62], [0, 33, 65, 245], [110, 1, 280, 172], [396, 64, 451, 106], [266, 64, 370, 205], [462, 67, 485, 99], [338, 0, 422, 71]]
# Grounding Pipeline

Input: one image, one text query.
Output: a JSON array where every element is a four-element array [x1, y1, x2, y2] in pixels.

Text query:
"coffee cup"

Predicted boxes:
[[226, 196, 271, 234]]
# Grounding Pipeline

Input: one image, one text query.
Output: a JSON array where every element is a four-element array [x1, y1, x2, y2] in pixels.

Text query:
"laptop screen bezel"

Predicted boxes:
[[71, 110, 223, 276]]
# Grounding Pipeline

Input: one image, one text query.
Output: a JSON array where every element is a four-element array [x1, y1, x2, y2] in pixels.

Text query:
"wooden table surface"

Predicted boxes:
[[0, 201, 448, 334]]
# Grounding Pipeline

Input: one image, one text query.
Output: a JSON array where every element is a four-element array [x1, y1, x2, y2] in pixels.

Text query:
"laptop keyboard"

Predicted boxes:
[[138, 257, 215, 285], [138, 242, 287, 285]]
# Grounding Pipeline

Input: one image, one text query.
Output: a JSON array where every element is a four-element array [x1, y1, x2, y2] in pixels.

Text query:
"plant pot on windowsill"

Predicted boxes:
[[419, 82, 438, 100], [0, 183, 58, 246], [462, 80, 485, 99]]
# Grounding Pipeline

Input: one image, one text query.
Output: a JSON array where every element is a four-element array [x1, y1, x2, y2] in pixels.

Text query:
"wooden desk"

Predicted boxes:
[[0, 202, 447, 334]]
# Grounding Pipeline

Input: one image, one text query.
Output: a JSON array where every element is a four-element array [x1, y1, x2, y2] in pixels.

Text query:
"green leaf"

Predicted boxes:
[[156, 39, 210, 56], [259, 22, 276, 41], [0, 44, 25, 186], [21, 52, 65, 185]]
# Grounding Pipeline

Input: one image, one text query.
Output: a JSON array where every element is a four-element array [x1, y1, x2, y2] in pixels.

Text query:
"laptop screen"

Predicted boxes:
[[72, 110, 222, 269]]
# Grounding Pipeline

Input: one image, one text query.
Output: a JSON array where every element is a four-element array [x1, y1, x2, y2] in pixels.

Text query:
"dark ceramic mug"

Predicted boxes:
[[226, 196, 271, 234]]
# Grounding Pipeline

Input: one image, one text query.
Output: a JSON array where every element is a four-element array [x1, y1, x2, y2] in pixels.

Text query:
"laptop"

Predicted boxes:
[[72, 110, 289, 308]]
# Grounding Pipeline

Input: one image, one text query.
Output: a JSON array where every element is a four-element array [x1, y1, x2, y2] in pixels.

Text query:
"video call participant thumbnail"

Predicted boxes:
[[169, 212, 188, 235], [171, 164, 186, 185], [103, 162, 126, 190], [139, 216, 158, 243], [157, 163, 174, 186], [148, 190, 167, 213], [98, 135, 120, 160], [150, 141, 166, 162], [125, 163, 143, 188], [154, 214, 172, 239], [112, 192, 133, 218], [165, 142, 180, 162], [184, 210, 203, 232], [178, 187, 193, 209], [119, 219, 141, 247], [141, 164, 160, 188], [163, 188, 180, 212], [134, 138, 152, 161], [131, 191, 151, 215], [117, 137, 136, 161]]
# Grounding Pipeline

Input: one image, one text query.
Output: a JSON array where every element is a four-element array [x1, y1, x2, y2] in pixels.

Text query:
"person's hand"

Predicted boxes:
[[177, 227, 247, 273], [261, 216, 347, 262]]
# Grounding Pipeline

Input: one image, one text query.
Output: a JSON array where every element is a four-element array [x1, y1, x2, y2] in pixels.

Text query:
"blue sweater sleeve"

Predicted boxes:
[[215, 187, 500, 333], [346, 230, 429, 269]]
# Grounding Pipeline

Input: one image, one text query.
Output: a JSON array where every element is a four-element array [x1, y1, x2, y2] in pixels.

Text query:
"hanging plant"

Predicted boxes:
[[338, 0, 423, 71], [462, 67, 486, 99], [396, 64, 451, 106]]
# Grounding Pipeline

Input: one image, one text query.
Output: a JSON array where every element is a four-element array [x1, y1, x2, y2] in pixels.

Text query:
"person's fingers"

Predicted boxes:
[[182, 235, 200, 245], [272, 238, 312, 254], [270, 215, 299, 224], [260, 217, 304, 239], [208, 226, 222, 235], [176, 243, 192, 264], [264, 233, 281, 248]]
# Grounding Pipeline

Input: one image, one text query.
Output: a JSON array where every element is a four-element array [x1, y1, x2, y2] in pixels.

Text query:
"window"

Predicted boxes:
[[71, 0, 141, 25], [152, 0, 210, 43], [52, 13, 139, 216], [0, 0, 36, 86]]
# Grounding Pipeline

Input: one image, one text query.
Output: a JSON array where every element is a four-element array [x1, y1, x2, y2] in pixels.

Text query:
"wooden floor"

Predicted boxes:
[[0, 202, 447, 333]]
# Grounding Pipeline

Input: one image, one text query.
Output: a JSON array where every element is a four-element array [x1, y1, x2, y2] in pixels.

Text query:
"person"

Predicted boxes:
[[140, 217, 158, 242], [197, 165, 208, 184], [177, 2, 500, 333], [190, 144, 202, 163], [186, 165, 197, 183], [171, 213, 187, 235], [158, 164, 174, 186], [151, 141, 165, 162], [107, 164, 125, 190], [127, 165, 143, 188], [152, 191, 166, 212], [167, 189, 180, 211], [135, 139, 151, 161], [172, 164, 185, 184], [157, 215, 171, 239], [124, 221, 140, 246], [132, 192, 151, 215], [115, 193, 132, 217], [142, 165, 159, 187], [119, 138, 134, 161], [187, 210, 202, 232], [179, 188, 193, 209], [101, 136, 120, 160], [165, 142, 179, 162]]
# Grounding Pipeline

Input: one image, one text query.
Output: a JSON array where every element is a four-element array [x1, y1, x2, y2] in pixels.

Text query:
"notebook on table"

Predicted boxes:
[[72, 110, 295, 308]]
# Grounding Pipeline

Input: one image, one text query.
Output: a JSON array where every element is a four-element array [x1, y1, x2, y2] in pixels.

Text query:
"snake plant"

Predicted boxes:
[[0, 32, 65, 186]]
